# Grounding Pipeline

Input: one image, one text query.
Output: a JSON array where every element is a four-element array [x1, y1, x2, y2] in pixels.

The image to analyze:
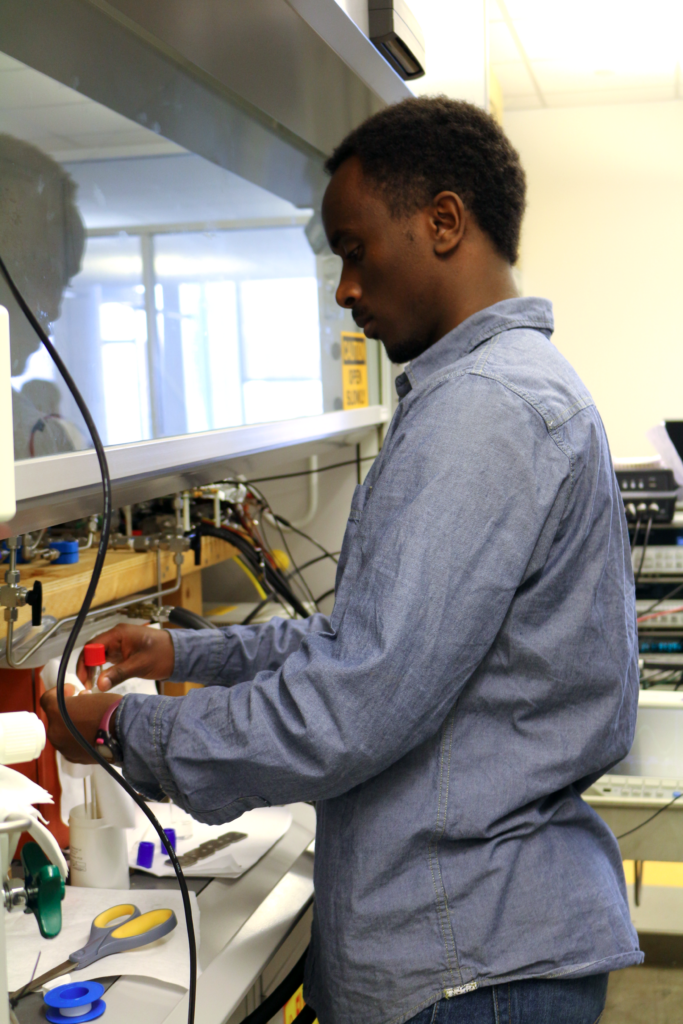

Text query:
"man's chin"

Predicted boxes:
[[382, 334, 432, 365]]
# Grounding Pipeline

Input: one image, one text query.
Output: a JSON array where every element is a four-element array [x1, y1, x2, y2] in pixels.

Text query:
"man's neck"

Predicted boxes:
[[433, 258, 519, 342]]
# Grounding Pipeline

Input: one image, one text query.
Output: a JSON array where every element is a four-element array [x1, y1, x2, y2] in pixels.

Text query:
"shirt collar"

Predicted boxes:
[[394, 297, 554, 398]]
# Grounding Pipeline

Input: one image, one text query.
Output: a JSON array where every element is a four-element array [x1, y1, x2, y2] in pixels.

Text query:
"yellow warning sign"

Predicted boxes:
[[283, 983, 318, 1023], [341, 331, 369, 410]]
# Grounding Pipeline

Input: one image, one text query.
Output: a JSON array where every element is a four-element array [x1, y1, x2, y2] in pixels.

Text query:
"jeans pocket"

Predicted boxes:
[[405, 1003, 439, 1024]]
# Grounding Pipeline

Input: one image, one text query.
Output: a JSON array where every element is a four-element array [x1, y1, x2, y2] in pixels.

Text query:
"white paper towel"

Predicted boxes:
[[6, 885, 200, 992], [129, 805, 292, 877]]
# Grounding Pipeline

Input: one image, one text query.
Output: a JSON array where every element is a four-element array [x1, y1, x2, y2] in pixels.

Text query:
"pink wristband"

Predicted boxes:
[[98, 697, 123, 734]]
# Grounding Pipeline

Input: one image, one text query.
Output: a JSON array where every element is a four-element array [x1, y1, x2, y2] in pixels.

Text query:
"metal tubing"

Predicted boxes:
[[4, 557, 183, 668], [21, 530, 45, 562]]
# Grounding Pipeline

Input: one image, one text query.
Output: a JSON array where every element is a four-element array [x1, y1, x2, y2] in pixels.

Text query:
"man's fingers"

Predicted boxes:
[[98, 652, 151, 690], [75, 627, 124, 683], [40, 688, 58, 714]]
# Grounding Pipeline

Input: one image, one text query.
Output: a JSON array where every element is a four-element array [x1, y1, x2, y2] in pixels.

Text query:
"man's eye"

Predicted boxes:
[[346, 247, 362, 264]]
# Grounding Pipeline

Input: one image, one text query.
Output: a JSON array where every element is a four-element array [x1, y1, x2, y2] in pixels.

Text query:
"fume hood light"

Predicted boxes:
[[368, 0, 426, 80]]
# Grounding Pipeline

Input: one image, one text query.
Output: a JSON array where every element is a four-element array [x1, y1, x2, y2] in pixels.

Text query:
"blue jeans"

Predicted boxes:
[[405, 974, 608, 1024]]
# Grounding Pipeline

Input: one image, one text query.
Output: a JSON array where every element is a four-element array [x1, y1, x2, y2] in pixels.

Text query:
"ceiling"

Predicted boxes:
[[489, 0, 683, 110], [0, 51, 302, 230], [2, 3, 682, 174], [0, 50, 183, 162]]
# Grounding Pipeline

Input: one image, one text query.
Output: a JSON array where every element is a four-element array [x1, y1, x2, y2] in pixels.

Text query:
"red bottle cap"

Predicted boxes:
[[83, 643, 106, 667]]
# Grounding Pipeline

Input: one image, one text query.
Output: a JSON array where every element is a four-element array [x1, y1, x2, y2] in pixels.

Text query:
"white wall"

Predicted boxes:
[[505, 101, 683, 457], [333, 0, 488, 108], [408, 0, 487, 108]]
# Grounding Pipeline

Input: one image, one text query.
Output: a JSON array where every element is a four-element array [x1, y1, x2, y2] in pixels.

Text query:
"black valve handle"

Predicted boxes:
[[190, 532, 201, 567], [26, 580, 43, 626]]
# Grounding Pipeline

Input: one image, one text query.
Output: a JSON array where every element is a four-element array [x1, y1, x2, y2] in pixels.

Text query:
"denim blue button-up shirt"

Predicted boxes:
[[118, 297, 642, 1024]]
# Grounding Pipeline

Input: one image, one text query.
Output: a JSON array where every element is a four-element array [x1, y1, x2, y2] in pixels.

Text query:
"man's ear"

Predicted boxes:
[[430, 191, 467, 257]]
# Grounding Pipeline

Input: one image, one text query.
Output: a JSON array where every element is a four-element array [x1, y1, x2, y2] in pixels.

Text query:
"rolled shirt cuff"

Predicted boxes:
[[167, 626, 231, 683]]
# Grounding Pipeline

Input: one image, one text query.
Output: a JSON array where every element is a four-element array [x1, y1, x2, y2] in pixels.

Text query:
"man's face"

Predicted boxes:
[[322, 156, 444, 364]]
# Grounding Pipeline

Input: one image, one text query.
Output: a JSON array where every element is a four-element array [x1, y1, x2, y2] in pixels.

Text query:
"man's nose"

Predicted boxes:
[[336, 272, 362, 309]]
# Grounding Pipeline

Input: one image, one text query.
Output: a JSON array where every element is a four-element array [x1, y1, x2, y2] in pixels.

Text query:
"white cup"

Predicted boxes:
[[68, 804, 129, 889]]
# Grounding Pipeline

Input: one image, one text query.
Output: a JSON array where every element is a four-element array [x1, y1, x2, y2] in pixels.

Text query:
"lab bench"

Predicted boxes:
[[13, 803, 315, 1024]]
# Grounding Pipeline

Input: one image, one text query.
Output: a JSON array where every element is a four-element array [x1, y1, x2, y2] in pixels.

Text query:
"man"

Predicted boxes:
[[0, 134, 86, 459], [44, 98, 641, 1024]]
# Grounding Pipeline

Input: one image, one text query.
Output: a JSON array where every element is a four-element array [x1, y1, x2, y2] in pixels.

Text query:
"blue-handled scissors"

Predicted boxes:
[[11, 903, 178, 999]]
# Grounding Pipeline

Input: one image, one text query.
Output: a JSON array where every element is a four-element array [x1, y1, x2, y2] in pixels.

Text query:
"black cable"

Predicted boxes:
[[273, 514, 339, 565], [195, 524, 309, 618], [241, 595, 275, 625], [640, 580, 683, 619], [233, 455, 376, 486], [267, 511, 319, 613], [168, 606, 220, 631], [635, 514, 654, 585], [296, 1006, 317, 1024], [294, 552, 340, 572], [630, 515, 641, 552], [242, 483, 320, 612], [240, 947, 312, 1024], [0, 253, 197, 1022], [616, 792, 683, 840], [314, 588, 335, 605]]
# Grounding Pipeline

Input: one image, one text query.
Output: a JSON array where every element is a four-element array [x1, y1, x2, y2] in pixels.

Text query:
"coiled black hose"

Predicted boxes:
[[193, 524, 309, 619], [168, 606, 220, 631]]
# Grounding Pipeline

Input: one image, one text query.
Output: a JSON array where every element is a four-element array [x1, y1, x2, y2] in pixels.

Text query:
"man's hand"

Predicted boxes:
[[75, 624, 175, 690], [40, 687, 122, 764]]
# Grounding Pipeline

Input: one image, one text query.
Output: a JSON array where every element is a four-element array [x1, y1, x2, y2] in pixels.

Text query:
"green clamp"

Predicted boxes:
[[21, 841, 65, 939]]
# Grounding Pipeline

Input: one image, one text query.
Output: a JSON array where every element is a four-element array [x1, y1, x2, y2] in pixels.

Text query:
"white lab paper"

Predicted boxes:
[[128, 805, 292, 877], [6, 886, 200, 992]]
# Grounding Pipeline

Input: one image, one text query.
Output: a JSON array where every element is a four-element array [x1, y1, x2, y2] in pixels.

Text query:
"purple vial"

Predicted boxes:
[[136, 841, 154, 869], [163, 828, 177, 853]]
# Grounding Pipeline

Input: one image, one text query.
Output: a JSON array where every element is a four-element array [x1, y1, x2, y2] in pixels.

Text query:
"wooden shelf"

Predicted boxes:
[[4, 534, 237, 632]]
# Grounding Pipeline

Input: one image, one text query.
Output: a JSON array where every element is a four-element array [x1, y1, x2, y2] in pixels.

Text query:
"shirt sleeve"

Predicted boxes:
[[117, 373, 573, 822], [168, 613, 333, 685]]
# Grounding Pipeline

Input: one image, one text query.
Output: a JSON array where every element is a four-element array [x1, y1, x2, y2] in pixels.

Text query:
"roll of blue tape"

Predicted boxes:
[[49, 540, 80, 564], [44, 980, 106, 1022]]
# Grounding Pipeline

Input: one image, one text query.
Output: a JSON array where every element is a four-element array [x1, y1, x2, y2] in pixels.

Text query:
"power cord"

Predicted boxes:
[[616, 792, 683, 840], [634, 514, 654, 586], [236, 455, 376, 486], [195, 523, 309, 618], [0, 254, 197, 1023], [638, 580, 683, 620], [630, 515, 641, 552]]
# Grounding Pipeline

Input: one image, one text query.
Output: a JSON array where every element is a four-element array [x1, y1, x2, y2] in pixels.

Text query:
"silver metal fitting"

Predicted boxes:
[[1, 537, 28, 622], [3, 878, 27, 912], [124, 602, 173, 623]]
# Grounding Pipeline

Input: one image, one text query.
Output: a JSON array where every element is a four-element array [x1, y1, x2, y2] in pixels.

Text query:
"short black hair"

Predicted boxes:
[[325, 96, 526, 265]]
